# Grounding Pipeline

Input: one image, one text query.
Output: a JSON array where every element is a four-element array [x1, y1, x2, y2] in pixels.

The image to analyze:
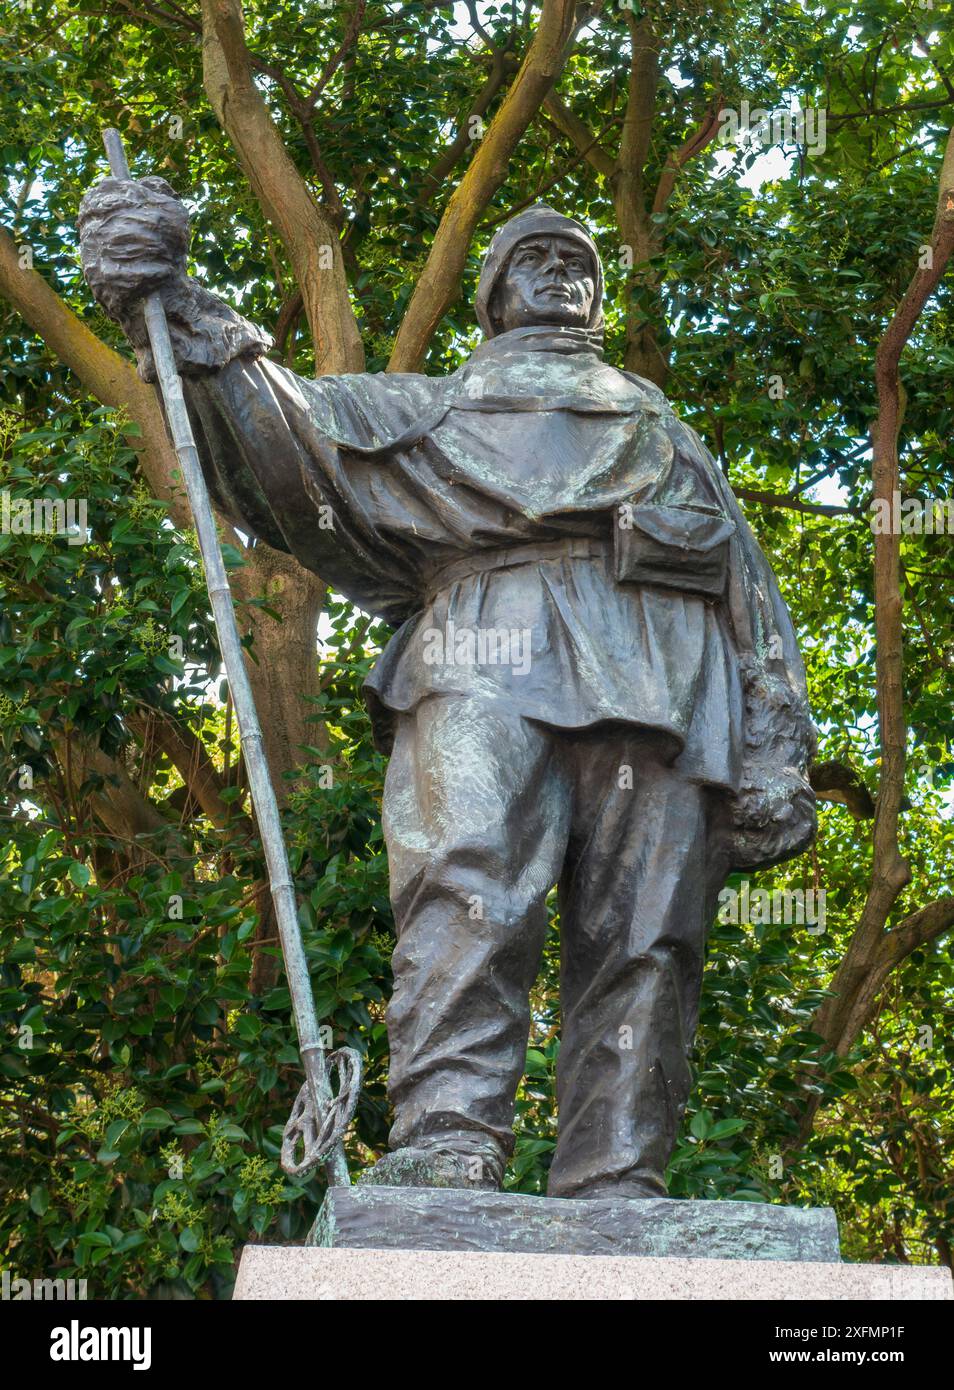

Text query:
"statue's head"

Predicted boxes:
[[476, 205, 604, 339]]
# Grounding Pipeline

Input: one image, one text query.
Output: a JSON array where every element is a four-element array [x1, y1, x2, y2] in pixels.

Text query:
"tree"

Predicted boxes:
[[1, 0, 952, 1294]]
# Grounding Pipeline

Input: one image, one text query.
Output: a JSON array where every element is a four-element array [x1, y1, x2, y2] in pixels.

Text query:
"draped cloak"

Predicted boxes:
[[182, 324, 816, 872]]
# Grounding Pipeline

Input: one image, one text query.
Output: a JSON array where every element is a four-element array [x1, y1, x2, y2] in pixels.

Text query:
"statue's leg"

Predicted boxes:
[[377, 695, 572, 1188], [547, 731, 729, 1200]]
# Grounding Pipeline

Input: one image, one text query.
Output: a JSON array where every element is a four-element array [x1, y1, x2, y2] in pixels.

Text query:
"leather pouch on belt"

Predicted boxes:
[[615, 504, 736, 598]]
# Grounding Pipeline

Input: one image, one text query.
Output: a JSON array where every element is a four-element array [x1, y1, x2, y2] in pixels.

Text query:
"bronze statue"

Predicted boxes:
[[79, 179, 816, 1200]]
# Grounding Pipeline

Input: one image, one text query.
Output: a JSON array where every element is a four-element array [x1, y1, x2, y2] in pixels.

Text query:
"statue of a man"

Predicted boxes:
[[79, 180, 816, 1200]]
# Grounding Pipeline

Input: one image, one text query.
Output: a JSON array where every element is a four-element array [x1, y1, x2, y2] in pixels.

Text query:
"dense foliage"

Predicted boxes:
[[1, 0, 952, 1295]]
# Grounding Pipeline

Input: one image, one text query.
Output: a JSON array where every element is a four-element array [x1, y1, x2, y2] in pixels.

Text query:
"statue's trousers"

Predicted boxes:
[[382, 694, 731, 1197]]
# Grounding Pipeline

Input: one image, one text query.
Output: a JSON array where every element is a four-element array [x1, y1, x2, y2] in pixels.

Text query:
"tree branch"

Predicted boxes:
[[651, 92, 725, 216], [127, 709, 251, 831], [0, 225, 190, 530], [54, 730, 171, 842], [387, 0, 577, 372], [733, 486, 856, 518], [809, 760, 875, 819], [542, 91, 616, 178], [200, 0, 363, 375], [865, 126, 954, 903], [891, 896, 954, 958], [800, 126, 954, 1110], [303, 0, 367, 112], [616, 11, 659, 209], [415, 47, 520, 206], [612, 14, 665, 381]]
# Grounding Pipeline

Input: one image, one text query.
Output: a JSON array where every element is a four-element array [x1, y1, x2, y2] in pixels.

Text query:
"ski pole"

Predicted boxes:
[[101, 128, 359, 1187]]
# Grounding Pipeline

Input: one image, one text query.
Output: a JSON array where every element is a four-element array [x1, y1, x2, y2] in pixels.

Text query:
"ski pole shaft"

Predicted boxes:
[[102, 128, 349, 1187]]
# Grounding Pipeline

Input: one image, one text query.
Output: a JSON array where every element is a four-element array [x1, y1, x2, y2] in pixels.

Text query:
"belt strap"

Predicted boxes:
[[424, 537, 610, 604]]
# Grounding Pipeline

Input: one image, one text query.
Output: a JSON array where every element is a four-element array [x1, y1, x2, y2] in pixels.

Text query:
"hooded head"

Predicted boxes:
[[475, 205, 604, 341]]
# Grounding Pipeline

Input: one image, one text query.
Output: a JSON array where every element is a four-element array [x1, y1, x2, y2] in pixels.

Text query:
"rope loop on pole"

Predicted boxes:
[[280, 1047, 363, 1178]]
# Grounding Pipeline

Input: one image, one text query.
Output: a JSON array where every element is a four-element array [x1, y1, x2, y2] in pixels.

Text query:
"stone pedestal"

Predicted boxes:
[[234, 1245, 953, 1301], [310, 1186, 840, 1262], [232, 1189, 952, 1300]]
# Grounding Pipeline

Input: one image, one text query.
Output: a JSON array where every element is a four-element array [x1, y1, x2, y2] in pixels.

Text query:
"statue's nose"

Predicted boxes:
[[540, 250, 568, 277]]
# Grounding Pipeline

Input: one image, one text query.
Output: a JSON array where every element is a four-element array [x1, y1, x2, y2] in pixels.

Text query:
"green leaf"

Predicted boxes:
[[68, 861, 91, 888], [179, 1226, 202, 1252], [708, 1118, 748, 1141], [216, 1123, 250, 1142], [140, 1108, 175, 1129]]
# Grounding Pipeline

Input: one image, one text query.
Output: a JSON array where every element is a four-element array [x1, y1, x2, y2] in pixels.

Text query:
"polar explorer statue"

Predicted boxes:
[[79, 178, 816, 1201]]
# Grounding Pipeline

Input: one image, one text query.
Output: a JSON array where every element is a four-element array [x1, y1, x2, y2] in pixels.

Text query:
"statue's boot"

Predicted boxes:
[[358, 1142, 504, 1191]]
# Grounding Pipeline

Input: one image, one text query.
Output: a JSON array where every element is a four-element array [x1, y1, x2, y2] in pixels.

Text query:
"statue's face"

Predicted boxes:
[[491, 234, 597, 332]]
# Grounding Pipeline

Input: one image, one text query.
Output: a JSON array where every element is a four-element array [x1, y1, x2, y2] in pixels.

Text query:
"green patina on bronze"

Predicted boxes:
[[310, 1188, 841, 1263]]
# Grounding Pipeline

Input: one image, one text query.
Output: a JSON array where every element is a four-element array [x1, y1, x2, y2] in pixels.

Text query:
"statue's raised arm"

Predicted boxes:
[[78, 176, 445, 625]]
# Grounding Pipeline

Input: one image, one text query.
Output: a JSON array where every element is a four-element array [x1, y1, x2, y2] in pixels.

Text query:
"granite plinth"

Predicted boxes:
[[234, 1245, 953, 1301]]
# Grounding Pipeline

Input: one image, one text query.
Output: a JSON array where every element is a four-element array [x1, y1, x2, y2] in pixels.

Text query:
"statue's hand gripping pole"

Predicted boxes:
[[101, 129, 360, 1186]]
